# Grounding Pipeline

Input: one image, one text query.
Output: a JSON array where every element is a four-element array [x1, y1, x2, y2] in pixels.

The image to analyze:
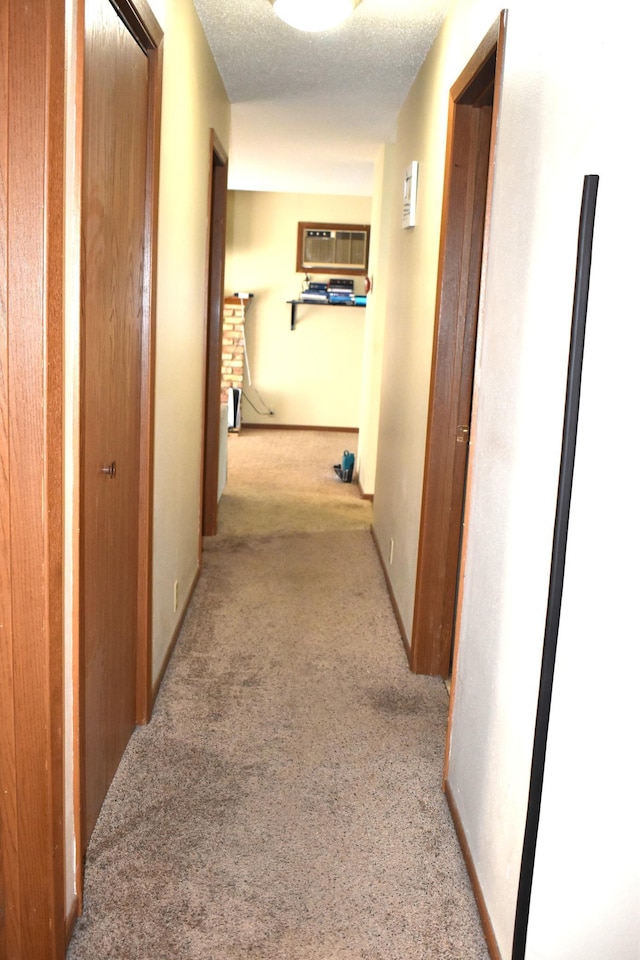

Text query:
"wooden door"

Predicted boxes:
[[80, 0, 149, 849], [410, 19, 505, 677], [202, 133, 228, 537]]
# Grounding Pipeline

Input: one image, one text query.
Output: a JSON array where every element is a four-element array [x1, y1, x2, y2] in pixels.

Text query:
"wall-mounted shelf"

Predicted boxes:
[[286, 299, 366, 330]]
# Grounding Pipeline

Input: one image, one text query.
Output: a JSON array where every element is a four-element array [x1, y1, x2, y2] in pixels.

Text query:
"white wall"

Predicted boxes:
[[370, 26, 449, 631], [525, 203, 640, 960], [224, 191, 371, 429], [369, 0, 639, 957], [356, 144, 395, 497], [147, 0, 230, 683], [521, 10, 640, 955]]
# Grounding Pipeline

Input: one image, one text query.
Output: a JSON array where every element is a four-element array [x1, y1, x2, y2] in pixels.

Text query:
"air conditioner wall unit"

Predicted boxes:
[[296, 222, 370, 276]]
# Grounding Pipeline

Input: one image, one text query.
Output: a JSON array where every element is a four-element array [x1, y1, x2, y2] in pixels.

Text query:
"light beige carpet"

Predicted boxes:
[[212, 428, 371, 539], [67, 429, 489, 959]]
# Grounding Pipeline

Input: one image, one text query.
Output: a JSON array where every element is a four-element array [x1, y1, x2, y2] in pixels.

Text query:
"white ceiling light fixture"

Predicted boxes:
[[270, 0, 362, 32]]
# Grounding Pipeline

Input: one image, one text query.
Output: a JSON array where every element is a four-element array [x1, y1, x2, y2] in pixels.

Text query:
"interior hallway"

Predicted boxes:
[[67, 429, 488, 959]]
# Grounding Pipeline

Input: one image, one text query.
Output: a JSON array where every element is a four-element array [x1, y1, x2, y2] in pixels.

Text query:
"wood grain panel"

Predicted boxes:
[[438, 106, 493, 656], [134, 4, 163, 727], [0, 0, 65, 956], [80, 0, 149, 848], [202, 132, 228, 537], [0, 7, 17, 957], [411, 48, 496, 677]]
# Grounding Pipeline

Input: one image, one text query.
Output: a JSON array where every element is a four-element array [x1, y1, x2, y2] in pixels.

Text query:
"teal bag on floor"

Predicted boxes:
[[336, 450, 354, 483]]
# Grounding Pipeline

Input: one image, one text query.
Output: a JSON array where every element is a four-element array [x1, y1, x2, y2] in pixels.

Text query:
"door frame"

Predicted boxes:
[[201, 131, 228, 538], [410, 13, 506, 677], [0, 1, 66, 956], [75, 0, 163, 890]]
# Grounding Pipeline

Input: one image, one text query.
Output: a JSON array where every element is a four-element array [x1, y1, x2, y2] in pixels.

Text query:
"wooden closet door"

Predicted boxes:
[[81, 0, 149, 848]]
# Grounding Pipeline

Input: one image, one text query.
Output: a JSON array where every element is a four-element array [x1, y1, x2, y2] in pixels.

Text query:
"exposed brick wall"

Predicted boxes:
[[220, 296, 249, 403]]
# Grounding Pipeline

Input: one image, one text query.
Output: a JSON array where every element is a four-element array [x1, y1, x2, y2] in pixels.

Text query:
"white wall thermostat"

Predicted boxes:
[[403, 160, 419, 229]]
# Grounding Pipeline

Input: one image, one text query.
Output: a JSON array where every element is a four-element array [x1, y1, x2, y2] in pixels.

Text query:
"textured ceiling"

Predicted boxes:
[[193, 0, 449, 195]]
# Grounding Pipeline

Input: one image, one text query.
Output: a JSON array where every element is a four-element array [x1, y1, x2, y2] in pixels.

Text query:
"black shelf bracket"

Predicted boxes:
[[286, 299, 365, 331]]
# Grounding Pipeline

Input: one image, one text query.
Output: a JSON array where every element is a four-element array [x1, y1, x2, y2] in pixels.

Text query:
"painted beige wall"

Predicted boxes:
[[224, 191, 371, 429], [147, 0, 230, 683], [370, 0, 639, 956], [63, 0, 230, 910], [371, 32, 449, 630], [356, 144, 395, 497]]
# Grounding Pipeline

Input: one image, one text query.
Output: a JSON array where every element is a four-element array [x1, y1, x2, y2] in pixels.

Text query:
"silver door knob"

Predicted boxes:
[[101, 461, 117, 479]]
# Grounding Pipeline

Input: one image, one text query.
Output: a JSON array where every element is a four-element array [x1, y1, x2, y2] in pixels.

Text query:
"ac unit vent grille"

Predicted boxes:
[[297, 223, 370, 274]]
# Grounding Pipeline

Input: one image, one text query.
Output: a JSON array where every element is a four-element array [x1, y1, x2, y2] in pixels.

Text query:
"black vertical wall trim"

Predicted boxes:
[[511, 174, 599, 959]]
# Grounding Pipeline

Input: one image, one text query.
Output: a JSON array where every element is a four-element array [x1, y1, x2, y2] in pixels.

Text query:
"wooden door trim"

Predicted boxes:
[[117, 0, 163, 47], [201, 131, 228, 538], [410, 13, 505, 677], [125, 0, 163, 726], [444, 16, 507, 784], [0, 0, 66, 956]]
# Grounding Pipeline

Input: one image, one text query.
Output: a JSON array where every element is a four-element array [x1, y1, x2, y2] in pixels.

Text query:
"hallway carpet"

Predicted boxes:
[[214, 428, 373, 538], [67, 430, 489, 959]]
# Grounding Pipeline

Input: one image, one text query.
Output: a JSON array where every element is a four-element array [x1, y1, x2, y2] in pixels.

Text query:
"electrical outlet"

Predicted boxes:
[[173, 580, 179, 612], [389, 538, 394, 565]]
